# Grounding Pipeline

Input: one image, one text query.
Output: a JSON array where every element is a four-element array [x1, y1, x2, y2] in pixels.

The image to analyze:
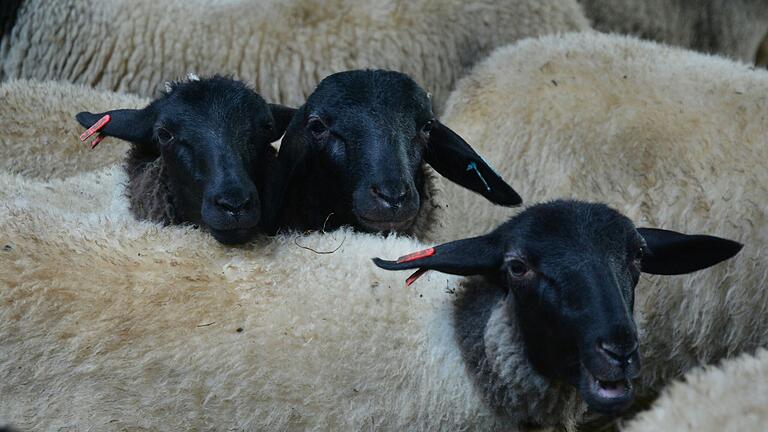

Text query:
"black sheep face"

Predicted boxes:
[[271, 69, 521, 234], [76, 76, 295, 244], [303, 70, 433, 232], [374, 200, 743, 415]]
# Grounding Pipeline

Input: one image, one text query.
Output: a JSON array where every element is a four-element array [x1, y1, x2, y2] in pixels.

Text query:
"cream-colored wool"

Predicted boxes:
[[0, 195, 586, 431], [577, 0, 768, 64], [0, 80, 143, 180], [621, 349, 768, 432], [436, 32, 768, 399], [0, 166, 128, 218], [1, 0, 589, 109]]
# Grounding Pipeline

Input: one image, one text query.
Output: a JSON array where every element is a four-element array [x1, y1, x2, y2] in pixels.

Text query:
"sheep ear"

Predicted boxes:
[[268, 104, 297, 140], [75, 108, 156, 144], [425, 120, 522, 206], [372, 233, 502, 279], [637, 228, 743, 275], [262, 110, 314, 231]]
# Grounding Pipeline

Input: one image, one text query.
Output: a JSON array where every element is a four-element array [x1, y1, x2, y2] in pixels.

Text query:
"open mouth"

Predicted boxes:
[[356, 214, 416, 233], [580, 365, 635, 414], [591, 375, 632, 400], [207, 226, 258, 245]]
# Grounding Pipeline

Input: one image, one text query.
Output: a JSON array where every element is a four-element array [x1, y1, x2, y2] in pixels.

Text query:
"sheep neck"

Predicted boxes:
[[124, 148, 178, 225], [453, 276, 586, 429]]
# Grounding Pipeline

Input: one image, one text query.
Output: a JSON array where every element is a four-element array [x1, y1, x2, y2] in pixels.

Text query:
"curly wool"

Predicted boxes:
[[0, 79, 142, 180], [578, 0, 768, 64], [435, 32, 768, 401], [621, 349, 768, 432], [1, 0, 589, 109], [0, 188, 584, 431]]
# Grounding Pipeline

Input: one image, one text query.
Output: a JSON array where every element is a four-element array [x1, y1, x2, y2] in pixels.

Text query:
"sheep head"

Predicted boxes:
[[76, 75, 296, 244], [268, 69, 521, 234], [374, 200, 742, 416]]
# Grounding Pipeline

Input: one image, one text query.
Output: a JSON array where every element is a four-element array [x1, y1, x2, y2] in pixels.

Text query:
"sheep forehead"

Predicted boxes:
[[308, 70, 432, 119], [500, 201, 637, 263], [160, 81, 271, 135]]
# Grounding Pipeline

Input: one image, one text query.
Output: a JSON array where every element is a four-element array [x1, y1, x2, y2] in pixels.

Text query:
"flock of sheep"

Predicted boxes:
[[1, 1, 767, 431]]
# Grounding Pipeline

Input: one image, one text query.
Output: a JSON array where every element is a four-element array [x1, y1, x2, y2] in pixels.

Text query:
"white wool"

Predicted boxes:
[[0, 80, 144, 180], [622, 349, 768, 432], [578, 0, 768, 64], [1, 0, 589, 110], [0, 180, 585, 430], [435, 32, 768, 404]]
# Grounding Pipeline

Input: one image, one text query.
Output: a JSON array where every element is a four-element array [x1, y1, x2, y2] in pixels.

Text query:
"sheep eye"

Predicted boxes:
[[157, 127, 174, 145], [632, 247, 645, 267], [421, 120, 434, 136], [507, 259, 529, 277], [307, 116, 328, 136]]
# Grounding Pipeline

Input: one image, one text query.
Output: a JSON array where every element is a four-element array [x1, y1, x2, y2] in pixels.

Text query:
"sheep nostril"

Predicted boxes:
[[598, 341, 638, 364], [370, 186, 408, 210], [214, 195, 251, 214]]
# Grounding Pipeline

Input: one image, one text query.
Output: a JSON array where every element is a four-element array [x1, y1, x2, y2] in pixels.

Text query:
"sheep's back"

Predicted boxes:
[[437, 32, 768, 398], [0, 80, 142, 180], [0, 201, 512, 430], [1, 0, 589, 109], [621, 348, 768, 432]]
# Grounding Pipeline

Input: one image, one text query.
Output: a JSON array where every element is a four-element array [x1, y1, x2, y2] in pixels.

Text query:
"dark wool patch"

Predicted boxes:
[[124, 155, 177, 225]]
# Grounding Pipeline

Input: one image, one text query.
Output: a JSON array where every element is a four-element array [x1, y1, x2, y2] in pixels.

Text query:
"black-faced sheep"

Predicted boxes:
[[375, 200, 741, 417], [577, 0, 768, 64], [266, 69, 521, 238], [432, 31, 768, 414], [0, 0, 590, 110], [0, 199, 740, 430], [75, 75, 296, 244]]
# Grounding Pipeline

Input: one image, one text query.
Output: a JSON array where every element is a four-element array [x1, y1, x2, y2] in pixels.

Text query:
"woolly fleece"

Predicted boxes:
[[578, 0, 768, 64], [436, 32, 768, 399], [1, 0, 589, 109], [622, 349, 768, 432], [0, 80, 142, 180], [0, 189, 586, 430]]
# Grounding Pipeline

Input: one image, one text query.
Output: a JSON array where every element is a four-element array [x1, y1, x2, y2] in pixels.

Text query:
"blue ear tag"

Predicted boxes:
[[466, 161, 491, 192]]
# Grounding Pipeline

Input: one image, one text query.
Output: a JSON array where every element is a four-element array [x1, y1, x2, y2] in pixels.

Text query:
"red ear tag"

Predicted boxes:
[[79, 114, 111, 145], [90, 133, 106, 149], [406, 268, 429, 286], [396, 247, 435, 264]]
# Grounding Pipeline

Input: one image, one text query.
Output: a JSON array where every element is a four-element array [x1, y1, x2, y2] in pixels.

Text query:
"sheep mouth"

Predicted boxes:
[[208, 226, 259, 245], [579, 365, 635, 414], [356, 214, 417, 233]]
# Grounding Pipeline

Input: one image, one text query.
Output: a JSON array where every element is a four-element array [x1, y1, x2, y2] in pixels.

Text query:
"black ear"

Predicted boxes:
[[75, 108, 156, 144], [637, 228, 743, 275], [268, 103, 297, 140], [425, 120, 522, 206], [262, 108, 314, 231], [372, 233, 502, 278]]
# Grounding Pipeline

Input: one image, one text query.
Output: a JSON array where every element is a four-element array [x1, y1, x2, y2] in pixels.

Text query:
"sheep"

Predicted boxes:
[[74, 74, 297, 244], [0, 196, 740, 430], [577, 0, 768, 64], [0, 0, 590, 110], [0, 1, 23, 81], [265, 69, 521, 239], [0, 79, 142, 180], [433, 31, 768, 408], [621, 349, 768, 432]]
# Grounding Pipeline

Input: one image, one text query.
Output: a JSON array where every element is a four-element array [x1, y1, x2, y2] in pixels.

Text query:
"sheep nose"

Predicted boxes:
[[213, 193, 252, 215], [370, 184, 408, 210], [597, 340, 638, 366]]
